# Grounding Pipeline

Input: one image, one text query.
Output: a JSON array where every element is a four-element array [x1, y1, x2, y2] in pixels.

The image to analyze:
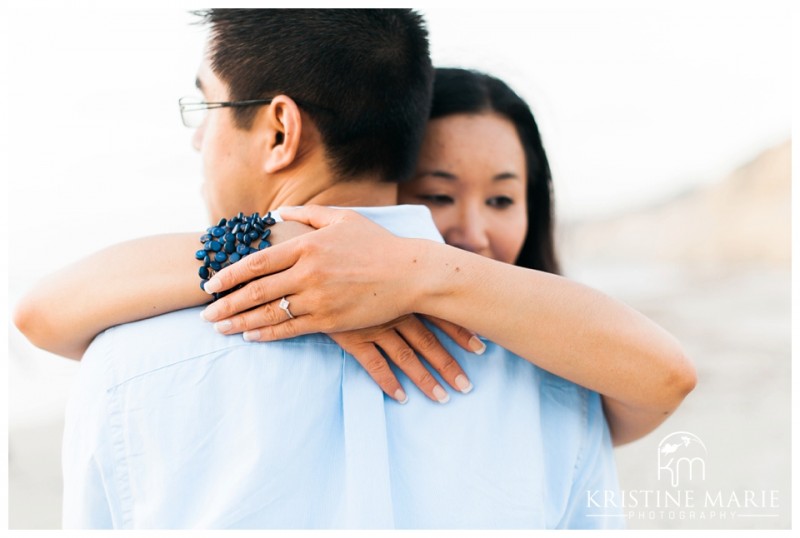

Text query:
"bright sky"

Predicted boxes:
[[424, 2, 791, 216]]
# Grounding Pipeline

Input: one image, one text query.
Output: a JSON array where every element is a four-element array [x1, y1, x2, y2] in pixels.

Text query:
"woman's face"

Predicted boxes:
[[400, 113, 528, 264]]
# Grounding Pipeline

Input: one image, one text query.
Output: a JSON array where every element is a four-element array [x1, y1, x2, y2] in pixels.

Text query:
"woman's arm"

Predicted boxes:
[[202, 205, 696, 445], [410, 239, 696, 445], [13, 233, 207, 359], [13, 221, 476, 403], [13, 221, 318, 358]]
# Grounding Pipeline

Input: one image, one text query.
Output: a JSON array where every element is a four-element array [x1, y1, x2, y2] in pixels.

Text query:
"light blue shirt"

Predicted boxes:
[[62, 205, 623, 529]]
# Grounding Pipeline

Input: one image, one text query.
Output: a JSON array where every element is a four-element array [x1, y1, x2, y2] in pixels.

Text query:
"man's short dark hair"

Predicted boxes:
[[196, 9, 433, 183]]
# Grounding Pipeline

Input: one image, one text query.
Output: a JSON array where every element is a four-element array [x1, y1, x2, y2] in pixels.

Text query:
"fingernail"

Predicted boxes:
[[432, 385, 450, 404], [455, 374, 473, 394], [213, 320, 232, 333], [469, 336, 486, 355], [243, 330, 260, 341], [395, 389, 408, 404], [204, 278, 221, 293]]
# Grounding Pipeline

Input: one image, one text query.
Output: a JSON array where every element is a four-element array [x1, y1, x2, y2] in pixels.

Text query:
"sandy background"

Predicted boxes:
[[7, 140, 791, 529], [560, 140, 792, 529]]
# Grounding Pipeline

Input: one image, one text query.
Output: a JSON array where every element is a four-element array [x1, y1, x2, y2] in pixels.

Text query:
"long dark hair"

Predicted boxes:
[[429, 68, 560, 274]]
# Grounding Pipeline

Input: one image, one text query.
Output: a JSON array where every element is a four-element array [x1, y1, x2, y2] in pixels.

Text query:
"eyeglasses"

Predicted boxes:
[[178, 96, 273, 128]]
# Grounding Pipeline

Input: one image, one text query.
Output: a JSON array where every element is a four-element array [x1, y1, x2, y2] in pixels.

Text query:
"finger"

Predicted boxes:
[[423, 314, 486, 355], [377, 332, 450, 404], [341, 342, 408, 404], [396, 316, 473, 394], [203, 237, 302, 294], [212, 296, 305, 335], [201, 270, 297, 322], [277, 204, 352, 229], [240, 315, 319, 342]]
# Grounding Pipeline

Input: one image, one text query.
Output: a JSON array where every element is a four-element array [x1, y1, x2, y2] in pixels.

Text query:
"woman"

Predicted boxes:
[[14, 68, 695, 445]]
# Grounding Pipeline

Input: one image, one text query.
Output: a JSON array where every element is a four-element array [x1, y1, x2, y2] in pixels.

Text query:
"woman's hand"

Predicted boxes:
[[328, 315, 477, 404], [200, 205, 436, 339], [200, 205, 486, 403], [201, 205, 485, 402]]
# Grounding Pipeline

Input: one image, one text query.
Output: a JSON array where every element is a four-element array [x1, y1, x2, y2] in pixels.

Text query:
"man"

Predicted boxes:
[[62, 9, 621, 528]]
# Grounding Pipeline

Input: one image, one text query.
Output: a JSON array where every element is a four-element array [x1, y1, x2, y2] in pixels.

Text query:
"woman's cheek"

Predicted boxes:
[[495, 209, 528, 264]]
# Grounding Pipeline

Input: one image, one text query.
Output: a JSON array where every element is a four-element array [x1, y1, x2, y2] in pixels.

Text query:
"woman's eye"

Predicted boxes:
[[487, 196, 514, 209], [418, 194, 454, 206]]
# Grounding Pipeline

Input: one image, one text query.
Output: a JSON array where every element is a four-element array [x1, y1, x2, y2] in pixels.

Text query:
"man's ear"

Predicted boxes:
[[258, 95, 303, 174]]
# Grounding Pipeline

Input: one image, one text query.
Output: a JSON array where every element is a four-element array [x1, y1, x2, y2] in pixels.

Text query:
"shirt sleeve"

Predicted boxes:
[[557, 390, 626, 529]]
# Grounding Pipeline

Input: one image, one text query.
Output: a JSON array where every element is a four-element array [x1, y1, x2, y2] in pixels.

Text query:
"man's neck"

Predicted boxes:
[[304, 179, 397, 208], [262, 157, 398, 211]]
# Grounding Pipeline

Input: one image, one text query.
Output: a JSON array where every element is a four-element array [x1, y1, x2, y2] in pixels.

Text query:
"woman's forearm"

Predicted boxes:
[[14, 221, 319, 359], [13, 233, 208, 359], [412, 239, 696, 443]]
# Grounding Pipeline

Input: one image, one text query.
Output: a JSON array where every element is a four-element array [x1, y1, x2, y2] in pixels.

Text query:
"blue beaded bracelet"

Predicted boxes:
[[195, 211, 276, 300]]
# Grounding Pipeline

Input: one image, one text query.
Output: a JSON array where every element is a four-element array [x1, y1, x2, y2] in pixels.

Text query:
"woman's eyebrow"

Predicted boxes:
[[422, 170, 458, 180], [419, 170, 520, 181]]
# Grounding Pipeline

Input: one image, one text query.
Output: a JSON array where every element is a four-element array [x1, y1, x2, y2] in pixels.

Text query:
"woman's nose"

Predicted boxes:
[[447, 204, 491, 255]]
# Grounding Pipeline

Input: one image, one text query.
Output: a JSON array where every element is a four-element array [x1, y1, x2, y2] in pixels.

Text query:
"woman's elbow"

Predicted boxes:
[[13, 292, 79, 359], [665, 347, 697, 407], [13, 294, 42, 344]]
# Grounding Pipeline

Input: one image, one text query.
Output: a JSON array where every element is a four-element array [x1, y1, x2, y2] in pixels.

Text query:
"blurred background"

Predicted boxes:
[[4, 1, 791, 530]]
